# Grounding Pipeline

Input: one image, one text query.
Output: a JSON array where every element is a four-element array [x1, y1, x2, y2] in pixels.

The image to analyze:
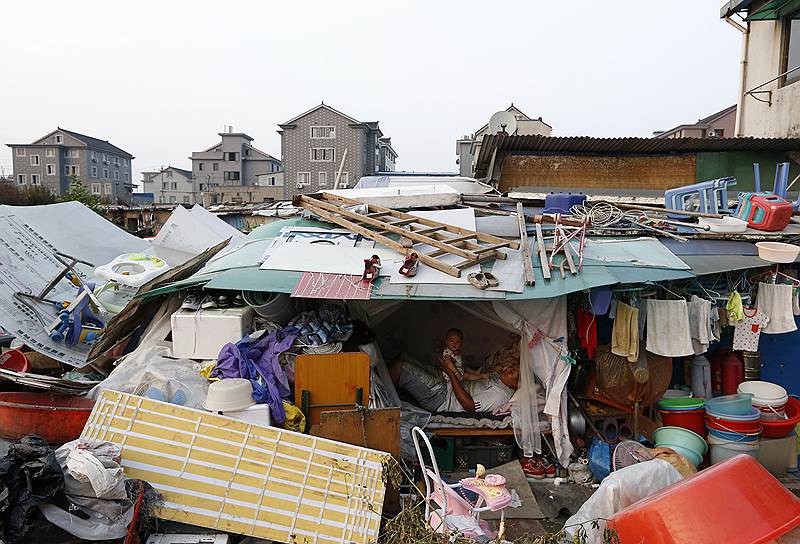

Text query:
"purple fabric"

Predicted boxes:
[[212, 328, 297, 424]]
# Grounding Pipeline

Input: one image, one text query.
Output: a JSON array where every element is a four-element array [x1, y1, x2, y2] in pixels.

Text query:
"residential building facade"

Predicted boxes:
[[456, 104, 552, 177], [278, 103, 398, 199], [190, 128, 281, 205], [722, 1, 800, 137], [140, 166, 195, 204], [653, 105, 737, 138], [6, 128, 134, 203]]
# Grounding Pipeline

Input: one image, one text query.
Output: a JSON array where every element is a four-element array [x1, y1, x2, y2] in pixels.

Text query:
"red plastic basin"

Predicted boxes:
[[609, 455, 800, 544], [0, 350, 30, 373], [705, 415, 763, 435], [0, 392, 95, 444], [659, 408, 707, 438], [762, 397, 800, 439]]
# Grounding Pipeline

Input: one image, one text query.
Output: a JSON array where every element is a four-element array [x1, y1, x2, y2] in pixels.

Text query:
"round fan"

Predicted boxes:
[[612, 440, 654, 471]]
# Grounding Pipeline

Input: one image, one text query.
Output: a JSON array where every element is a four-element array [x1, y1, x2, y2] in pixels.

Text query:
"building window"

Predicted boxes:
[[103, 153, 108, 163], [114, 157, 120, 166], [166, 170, 173, 178], [15, 148, 25, 157], [113, 171, 119, 180], [46, 164, 55, 175], [170, 182, 177, 190], [103, 168, 109, 178], [30, 174, 39, 185], [30, 155, 40, 166], [212, 163, 219, 171], [55, 134, 63, 144], [297, 172, 310, 186], [223, 171, 240, 181], [785, 18, 800, 85], [199, 184, 205, 191], [91, 166, 98, 177], [124, 159, 129, 166], [124, 172, 129, 181], [318, 172, 327, 187], [340, 171, 349, 186], [17, 174, 25, 185], [225, 152, 238, 161], [68, 165, 79, 176], [104, 183, 112, 195], [244, 148, 250, 157], [91, 183, 101, 195], [162, 182, 168, 190], [46, 148, 55, 157], [269, 176, 276, 186], [169, 196, 177, 204], [183, 195, 190, 204], [90, 151, 96, 161], [69, 149, 79, 158], [198, 163, 205, 171], [310, 126, 336, 139], [310, 148, 335, 162]]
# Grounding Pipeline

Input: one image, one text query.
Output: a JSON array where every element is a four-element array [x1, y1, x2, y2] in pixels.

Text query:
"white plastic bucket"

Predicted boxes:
[[242, 291, 295, 325], [708, 434, 760, 464]]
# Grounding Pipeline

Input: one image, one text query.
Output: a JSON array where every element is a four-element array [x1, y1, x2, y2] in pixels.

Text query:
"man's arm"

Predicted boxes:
[[443, 366, 476, 412]]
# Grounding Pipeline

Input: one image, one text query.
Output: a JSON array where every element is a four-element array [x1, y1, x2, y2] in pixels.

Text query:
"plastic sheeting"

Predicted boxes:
[[562, 459, 683, 544]]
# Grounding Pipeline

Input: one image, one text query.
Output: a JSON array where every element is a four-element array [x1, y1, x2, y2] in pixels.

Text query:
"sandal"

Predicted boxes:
[[362, 255, 381, 283], [468, 272, 489, 290], [483, 272, 499, 287], [399, 253, 419, 277]]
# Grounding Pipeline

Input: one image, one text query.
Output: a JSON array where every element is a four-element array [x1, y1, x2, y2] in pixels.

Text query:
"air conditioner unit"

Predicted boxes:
[[296, 183, 305, 189]]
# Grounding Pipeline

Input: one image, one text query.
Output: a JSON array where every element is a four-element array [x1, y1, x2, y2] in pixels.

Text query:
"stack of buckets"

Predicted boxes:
[[658, 397, 707, 438], [705, 393, 761, 463], [739, 381, 800, 439]]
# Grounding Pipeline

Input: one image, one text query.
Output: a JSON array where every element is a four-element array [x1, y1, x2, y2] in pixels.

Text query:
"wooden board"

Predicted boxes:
[[294, 353, 370, 427], [82, 390, 388, 544]]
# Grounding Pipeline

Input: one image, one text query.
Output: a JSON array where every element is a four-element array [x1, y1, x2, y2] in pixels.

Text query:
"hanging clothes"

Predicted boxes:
[[645, 299, 694, 358], [576, 309, 598, 359], [726, 291, 745, 324], [757, 282, 798, 334], [687, 295, 716, 355], [611, 302, 639, 363], [732, 307, 770, 351]]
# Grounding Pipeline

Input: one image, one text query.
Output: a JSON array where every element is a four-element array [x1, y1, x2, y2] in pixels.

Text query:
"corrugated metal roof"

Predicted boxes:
[[474, 134, 800, 178]]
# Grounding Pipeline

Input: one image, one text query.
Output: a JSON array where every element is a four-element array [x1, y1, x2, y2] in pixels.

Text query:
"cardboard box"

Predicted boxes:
[[171, 307, 253, 360]]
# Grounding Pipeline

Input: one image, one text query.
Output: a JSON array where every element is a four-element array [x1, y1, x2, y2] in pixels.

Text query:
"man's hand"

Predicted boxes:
[[440, 354, 457, 374]]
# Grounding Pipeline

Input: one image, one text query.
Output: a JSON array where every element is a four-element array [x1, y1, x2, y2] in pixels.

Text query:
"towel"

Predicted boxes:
[[688, 295, 715, 355], [646, 299, 694, 358], [757, 282, 798, 334], [611, 302, 639, 362]]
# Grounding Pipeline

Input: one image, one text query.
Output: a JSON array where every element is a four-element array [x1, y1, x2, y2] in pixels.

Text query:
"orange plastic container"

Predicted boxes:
[[609, 455, 800, 543], [0, 392, 95, 444]]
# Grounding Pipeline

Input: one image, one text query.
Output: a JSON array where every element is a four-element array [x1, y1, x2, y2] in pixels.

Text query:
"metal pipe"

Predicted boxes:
[[461, 194, 520, 204], [610, 201, 726, 218]]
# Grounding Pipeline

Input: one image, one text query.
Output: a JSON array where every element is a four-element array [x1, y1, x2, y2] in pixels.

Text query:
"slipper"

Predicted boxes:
[[399, 253, 419, 277], [362, 255, 381, 283], [483, 272, 499, 287], [618, 423, 634, 442], [468, 272, 489, 290]]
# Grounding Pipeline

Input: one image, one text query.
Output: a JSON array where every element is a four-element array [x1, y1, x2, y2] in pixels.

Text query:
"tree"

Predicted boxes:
[[0, 182, 56, 206], [59, 175, 99, 211]]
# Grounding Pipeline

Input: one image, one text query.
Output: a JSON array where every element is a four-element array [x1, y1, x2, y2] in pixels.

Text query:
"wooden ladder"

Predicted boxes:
[[297, 193, 521, 277]]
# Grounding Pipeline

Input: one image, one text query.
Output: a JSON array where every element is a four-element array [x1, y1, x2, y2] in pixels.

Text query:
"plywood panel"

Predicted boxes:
[[82, 390, 387, 544], [295, 353, 370, 427], [498, 154, 697, 192]]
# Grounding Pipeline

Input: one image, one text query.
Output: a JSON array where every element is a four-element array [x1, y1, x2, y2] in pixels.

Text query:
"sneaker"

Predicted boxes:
[[199, 296, 217, 310], [542, 459, 556, 479], [520, 457, 544, 481], [181, 294, 201, 311]]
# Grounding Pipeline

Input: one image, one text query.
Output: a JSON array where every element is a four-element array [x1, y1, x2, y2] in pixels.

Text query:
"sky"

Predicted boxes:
[[0, 1, 742, 186]]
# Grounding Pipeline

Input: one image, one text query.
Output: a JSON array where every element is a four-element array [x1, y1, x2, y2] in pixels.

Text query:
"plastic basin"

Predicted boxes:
[[705, 393, 754, 416], [659, 408, 707, 438], [0, 349, 30, 373], [755, 241, 800, 263], [609, 455, 800, 544], [708, 428, 760, 443], [654, 426, 708, 456], [706, 406, 761, 421], [0, 392, 95, 444], [762, 397, 800, 439], [662, 389, 693, 399], [658, 397, 705, 410], [659, 444, 703, 467], [705, 415, 762, 435]]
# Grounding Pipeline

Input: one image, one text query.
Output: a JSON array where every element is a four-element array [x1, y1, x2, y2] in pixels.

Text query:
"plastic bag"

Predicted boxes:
[[588, 437, 612, 482]]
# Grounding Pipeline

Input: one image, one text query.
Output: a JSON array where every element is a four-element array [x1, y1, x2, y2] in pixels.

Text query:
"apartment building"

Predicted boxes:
[[653, 105, 737, 138], [190, 128, 281, 205], [6, 128, 134, 203], [278, 103, 398, 199], [456, 105, 551, 177], [140, 166, 195, 204]]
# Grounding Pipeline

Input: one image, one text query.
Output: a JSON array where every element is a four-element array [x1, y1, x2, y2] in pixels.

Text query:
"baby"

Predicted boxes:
[[441, 328, 489, 382]]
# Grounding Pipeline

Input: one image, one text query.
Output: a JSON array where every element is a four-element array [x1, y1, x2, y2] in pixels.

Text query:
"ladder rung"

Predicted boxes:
[[385, 218, 418, 227], [474, 242, 511, 254], [412, 226, 445, 235], [438, 233, 477, 244], [367, 211, 393, 218]]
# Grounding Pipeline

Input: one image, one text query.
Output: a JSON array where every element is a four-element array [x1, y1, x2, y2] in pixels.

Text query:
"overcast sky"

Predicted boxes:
[[1, 1, 741, 185]]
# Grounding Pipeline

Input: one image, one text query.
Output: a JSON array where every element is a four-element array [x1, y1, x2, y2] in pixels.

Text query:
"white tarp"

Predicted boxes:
[[0, 202, 149, 366], [152, 204, 244, 265], [325, 184, 461, 208]]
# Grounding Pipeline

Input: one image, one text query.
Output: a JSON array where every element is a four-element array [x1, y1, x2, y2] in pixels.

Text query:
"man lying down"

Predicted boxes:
[[388, 351, 519, 413]]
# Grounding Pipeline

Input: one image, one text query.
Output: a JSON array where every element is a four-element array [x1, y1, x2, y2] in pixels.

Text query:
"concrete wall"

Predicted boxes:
[[281, 108, 367, 199], [497, 154, 697, 192], [737, 19, 800, 137], [202, 185, 283, 206]]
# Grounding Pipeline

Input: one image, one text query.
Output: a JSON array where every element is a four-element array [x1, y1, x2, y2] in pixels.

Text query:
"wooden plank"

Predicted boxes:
[[516, 203, 535, 286], [535, 222, 552, 280], [411, 226, 445, 235], [295, 353, 370, 427], [302, 201, 463, 277], [319, 192, 520, 250], [300, 196, 480, 261]]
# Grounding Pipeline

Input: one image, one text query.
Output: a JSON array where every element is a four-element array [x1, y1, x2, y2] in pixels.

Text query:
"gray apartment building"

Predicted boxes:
[[140, 166, 195, 204], [7, 128, 134, 203], [190, 128, 281, 205], [278, 103, 398, 199]]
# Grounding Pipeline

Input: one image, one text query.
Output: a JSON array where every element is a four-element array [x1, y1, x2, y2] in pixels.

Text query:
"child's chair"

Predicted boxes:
[[412, 426, 512, 540]]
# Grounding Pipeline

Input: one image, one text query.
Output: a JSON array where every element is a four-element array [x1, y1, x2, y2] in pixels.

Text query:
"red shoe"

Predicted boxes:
[[399, 253, 419, 277], [520, 457, 544, 481], [362, 255, 382, 283], [541, 458, 556, 479]]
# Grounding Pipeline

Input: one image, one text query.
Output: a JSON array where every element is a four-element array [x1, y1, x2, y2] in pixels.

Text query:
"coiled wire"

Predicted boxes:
[[569, 202, 647, 228]]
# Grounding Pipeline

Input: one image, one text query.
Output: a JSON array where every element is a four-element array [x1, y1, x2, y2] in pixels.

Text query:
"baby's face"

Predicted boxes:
[[446, 333, 462, 354]]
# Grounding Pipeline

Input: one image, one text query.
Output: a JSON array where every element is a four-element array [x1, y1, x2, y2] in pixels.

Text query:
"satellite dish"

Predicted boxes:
[[488, 111, 518, 135]]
